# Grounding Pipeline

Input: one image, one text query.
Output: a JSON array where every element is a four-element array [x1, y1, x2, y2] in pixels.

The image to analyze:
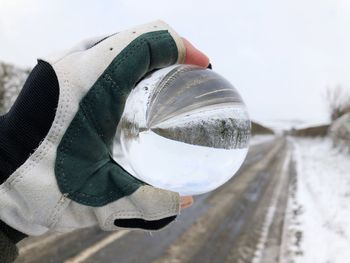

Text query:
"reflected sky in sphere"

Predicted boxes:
[[114, 65, 251, 195]]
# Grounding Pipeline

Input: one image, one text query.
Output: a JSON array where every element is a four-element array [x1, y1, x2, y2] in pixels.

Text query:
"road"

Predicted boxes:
[[16, 137, 293, 263]]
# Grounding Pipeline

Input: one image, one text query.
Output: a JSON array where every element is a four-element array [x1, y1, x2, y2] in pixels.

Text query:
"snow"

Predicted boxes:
[[250, 135, 275, 146], [284, 137, 350, 263]]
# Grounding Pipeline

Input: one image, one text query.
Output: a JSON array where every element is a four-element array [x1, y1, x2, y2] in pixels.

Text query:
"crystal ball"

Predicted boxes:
[[114, 65, 251, 195]]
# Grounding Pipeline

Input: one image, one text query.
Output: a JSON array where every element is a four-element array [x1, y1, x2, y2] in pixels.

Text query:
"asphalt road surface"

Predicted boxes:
[[16, 136, 292, 263]]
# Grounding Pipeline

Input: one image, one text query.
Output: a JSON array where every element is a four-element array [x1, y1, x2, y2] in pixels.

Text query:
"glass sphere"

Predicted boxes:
[[114, 65, 251, 196]]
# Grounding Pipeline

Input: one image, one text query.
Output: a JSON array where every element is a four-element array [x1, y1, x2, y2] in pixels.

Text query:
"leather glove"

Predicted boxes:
[[0, 20, 208, 236]]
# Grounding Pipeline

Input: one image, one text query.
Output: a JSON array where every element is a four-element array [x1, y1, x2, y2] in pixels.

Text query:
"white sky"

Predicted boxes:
[[1, 0, 350, 125]]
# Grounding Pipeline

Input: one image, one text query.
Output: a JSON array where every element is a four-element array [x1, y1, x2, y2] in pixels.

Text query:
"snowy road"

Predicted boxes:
[[16, 136, 294, 263]]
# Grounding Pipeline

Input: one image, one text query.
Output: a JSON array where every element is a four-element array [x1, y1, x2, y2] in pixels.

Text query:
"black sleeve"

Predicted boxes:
[[0, 230, 19, 263], [0, 220, 27, 262]]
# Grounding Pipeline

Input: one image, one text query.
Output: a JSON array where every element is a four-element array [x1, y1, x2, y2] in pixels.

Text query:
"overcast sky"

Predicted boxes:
[[1, 0, 349, 126]]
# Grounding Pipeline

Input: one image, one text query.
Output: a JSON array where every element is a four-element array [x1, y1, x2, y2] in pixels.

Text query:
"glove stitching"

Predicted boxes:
[[0, 72, 73, 228], [56, 105, 140, 203], [103, 200, 178, 226], [104, 210, 177, 227], [106, 209, 177, 219], [48, 194, 71, 228], [0, 75, 72, 236], [46, 74, 76, 227], [104, 204, 178, 225], [55, 99, 138, 199], [103, 189, 179, 225], [47, 199, 62, 227], [56, 104, 140, 204], [0, 71, 71, 191], [79, 83, 105, 139]]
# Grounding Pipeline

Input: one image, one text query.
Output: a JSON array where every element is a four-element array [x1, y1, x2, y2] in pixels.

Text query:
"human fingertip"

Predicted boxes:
[[180, 196, 194, 210], [182, 37, 209, 68]]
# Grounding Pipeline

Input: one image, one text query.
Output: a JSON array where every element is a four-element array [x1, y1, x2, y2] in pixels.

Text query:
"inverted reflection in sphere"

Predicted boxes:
[[114, 65, 251, 195]]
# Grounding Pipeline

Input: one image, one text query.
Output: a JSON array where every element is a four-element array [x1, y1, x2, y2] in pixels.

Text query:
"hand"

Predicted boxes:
[[0, 20, 208, 236], [180, 196, 194, 210]]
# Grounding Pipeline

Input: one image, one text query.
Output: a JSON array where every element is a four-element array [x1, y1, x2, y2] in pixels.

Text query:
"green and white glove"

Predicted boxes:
[[0, 20, 203, 236]]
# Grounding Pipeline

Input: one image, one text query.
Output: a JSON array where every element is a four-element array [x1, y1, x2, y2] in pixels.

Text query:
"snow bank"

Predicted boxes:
[[285, 137, 350, 263], [250, 135, 275, 146]]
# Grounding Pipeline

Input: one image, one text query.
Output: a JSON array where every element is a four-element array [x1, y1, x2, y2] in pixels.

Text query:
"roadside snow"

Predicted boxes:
[[250, 135, 275, 146], [284, 137, 350, 263]]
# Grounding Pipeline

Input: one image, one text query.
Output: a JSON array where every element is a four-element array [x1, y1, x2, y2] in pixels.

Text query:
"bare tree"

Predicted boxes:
[[325, 85, 350, 121]]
